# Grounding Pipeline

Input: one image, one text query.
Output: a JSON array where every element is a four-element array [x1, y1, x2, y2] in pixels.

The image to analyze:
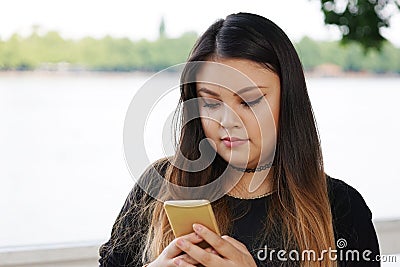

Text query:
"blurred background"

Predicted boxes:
[[0, 0, 399, 266]]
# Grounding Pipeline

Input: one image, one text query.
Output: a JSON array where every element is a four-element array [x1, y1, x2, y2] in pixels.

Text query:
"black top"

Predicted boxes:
[[99, 162, 380, 267]]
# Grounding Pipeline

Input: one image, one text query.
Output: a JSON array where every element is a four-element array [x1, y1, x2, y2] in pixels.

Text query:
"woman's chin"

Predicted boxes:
[[223, 157, 253, 168]]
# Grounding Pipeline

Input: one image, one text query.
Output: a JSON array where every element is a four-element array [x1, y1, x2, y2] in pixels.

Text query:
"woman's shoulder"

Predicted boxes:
[[326, 174, 372, 221], [325, 175, 380, 263], [128, 156, 172, 202], [141, 156, 172, 180], [99, 157, 172, 265]]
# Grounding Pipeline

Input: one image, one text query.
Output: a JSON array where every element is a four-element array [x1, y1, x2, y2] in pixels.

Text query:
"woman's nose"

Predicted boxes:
[[220, 103, 241, 129]]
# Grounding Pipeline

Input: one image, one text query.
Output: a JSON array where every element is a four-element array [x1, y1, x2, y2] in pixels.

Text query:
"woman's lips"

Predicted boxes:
[[221, 138, 249, 148]]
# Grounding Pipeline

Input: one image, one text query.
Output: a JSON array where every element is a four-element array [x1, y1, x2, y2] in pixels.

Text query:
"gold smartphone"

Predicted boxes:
[[163, 199, 220, 249]]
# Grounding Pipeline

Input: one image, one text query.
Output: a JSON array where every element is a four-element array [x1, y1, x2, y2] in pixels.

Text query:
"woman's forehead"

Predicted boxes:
[[196, 83, 268, 97], [194, 59, 279, 94]]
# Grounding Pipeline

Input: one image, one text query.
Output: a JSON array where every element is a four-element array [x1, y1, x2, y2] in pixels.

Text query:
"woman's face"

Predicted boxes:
[[196, 58, 280, 169]]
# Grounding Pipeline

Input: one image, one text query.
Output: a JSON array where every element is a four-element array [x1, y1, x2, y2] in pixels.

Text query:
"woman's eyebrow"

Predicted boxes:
[[197, 86, 267, 97]]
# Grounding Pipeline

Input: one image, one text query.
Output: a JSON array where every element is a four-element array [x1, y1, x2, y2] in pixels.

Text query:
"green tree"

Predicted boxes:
[[319, 0, 400, 51], [1, 27, 398, 73], [159, 17, 166, 39], [296, 37, 323, 70]]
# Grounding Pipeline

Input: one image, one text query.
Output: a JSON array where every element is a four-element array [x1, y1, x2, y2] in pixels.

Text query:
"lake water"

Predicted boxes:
[[0, 72, 399, 248]]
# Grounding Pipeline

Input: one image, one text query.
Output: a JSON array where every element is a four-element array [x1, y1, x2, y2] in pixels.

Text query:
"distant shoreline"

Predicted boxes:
[[0, 69, 399, 78], [0, 70, 156, 78], [305, 71, 400, 78]]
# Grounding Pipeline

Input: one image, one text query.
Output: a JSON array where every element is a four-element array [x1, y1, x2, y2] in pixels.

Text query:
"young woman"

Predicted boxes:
[[99, 13, 380, 267]]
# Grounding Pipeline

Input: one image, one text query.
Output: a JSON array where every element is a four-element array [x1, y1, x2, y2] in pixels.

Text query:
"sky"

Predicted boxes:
[[0, 0, 399, 46]]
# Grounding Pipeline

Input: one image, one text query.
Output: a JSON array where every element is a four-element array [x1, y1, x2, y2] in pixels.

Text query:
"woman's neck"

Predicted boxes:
[[227, 167, 274, 199]]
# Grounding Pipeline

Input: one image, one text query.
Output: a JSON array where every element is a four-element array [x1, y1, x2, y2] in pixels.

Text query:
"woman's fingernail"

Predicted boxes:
[[174, 258, 181, 265], [193, 223, 202, 232]]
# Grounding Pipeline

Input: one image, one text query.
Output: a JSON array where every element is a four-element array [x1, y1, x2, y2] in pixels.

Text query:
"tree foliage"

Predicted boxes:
[[296, 36, 400, 72], [0, 30, 399, 73], [320, 0, 400, 51], [0, 31, 198, 72]]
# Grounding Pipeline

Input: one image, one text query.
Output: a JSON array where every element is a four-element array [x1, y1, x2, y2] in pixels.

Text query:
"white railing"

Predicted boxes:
[[0, 241, 100, 267], [375, 219, 400, 254]]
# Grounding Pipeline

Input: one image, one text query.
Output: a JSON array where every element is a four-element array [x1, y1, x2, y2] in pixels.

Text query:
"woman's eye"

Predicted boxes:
[[241, 95, 265, 108], [202, 100, 221, 109]]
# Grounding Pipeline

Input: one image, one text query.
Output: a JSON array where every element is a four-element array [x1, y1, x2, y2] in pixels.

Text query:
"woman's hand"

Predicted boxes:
[[173, 224, 257, 267], [147, 232, 217, 267]]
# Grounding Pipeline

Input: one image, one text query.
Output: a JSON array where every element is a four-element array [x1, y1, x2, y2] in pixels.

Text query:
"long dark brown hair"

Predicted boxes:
[[102, 12, 337, 267]]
